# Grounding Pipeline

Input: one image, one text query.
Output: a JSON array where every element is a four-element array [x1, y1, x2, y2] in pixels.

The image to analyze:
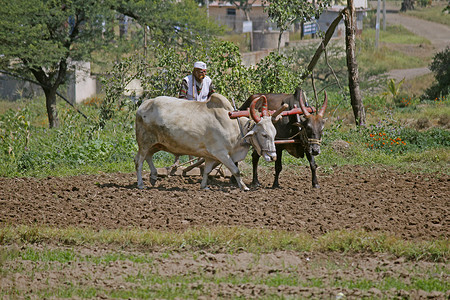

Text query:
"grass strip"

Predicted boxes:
[[0, 225, 447, 261]]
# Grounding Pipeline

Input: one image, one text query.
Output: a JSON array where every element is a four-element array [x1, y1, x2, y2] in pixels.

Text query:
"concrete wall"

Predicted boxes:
[[1, 61, 99, 103], [252, 31, 289, 51], [67, 61, 98, 103], [0, 74, 43, 101]]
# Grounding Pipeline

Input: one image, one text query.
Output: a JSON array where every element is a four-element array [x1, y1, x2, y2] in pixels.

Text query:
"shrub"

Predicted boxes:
[[423, 47, 450, 100]]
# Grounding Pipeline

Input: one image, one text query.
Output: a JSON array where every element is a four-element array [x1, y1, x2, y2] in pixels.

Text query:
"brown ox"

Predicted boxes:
[[239, 88, 328, 188], [135, 93, 286, 190]]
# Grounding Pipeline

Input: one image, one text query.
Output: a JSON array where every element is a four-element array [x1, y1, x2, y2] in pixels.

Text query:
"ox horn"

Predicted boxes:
[[318, 91, 328, 117], [272, 103, 288, 123], [261, 95, 269, 118], [299, 91, 311, 117], [249, 96, 262, 123]]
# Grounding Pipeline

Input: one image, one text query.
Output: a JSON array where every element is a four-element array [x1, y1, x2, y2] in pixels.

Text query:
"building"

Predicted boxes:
[[208, 0, 369, 49]]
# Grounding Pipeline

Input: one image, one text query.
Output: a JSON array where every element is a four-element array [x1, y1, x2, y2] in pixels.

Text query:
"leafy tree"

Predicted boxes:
[[0, 0, 117, 127], [0, 0, 222, 128], [263, 0, 331, 51], [423, 46, 450, 100]]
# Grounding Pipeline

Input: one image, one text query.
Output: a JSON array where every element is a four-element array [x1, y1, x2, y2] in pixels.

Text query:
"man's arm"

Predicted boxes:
[[207, 81, 216, 98], [178, 78, 189, 98]]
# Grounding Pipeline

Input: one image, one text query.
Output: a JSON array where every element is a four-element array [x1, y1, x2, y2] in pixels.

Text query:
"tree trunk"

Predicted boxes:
[[43, 87, 60, 128], [30, 62, 67, 128], [344, 1, 366, 126], [301, 9, 346, 81]]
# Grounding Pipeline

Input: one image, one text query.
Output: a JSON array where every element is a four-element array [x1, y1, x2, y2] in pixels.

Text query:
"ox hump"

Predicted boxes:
[[207, 93, 234, 111]]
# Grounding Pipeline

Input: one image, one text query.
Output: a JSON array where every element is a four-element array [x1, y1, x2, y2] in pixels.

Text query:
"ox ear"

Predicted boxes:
[[244, 130, 255, 139]]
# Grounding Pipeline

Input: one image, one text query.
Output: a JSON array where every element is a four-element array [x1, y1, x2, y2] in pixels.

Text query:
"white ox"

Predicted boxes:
[[134, 93, 285, 190]]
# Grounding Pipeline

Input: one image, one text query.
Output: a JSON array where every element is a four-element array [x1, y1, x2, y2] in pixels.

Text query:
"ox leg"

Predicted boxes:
[[216, 154, 249, 191], [135, 149, 149, 189], [251, 150, 261, 187], [145, 153, 158, 186], [306, 152, 319, 188], [272, 147, 283, 188], [200, 159, 217, 190]]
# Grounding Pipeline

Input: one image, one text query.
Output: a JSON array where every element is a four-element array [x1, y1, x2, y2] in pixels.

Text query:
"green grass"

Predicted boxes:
[[356, 25, 432, 75], [403, 3, 450, 26], [364, 24, 431, 45], [1, 225, 448, 261]]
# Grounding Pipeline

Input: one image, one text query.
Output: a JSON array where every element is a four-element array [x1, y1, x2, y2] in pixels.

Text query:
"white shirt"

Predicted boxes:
[[182, 74, 213, 102]]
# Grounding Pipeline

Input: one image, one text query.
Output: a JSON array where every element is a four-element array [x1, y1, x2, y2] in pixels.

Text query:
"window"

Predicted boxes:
[[227, 8, 236, 16]]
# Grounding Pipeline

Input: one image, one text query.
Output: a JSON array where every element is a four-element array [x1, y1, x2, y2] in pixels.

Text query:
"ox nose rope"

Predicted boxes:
[[308, 138, 321, 145]]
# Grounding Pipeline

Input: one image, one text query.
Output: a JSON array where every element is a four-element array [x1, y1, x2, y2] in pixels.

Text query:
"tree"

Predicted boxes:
[[344, 0, 365, 126], [0, 0, 117, 128], [423, 46, 450, 100], [263, 0, 331, 51], [400, 0, 415, 12], [0, 0, 221, 128]]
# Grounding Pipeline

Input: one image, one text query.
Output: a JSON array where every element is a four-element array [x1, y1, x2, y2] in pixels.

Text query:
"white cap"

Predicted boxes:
[[193, 61, 207, 70]]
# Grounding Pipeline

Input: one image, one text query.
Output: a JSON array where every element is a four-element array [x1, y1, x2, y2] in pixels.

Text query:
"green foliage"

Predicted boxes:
[[362, 116, 450, 154], [0, 0, 116, 70], [263, 0, 331, 33], [423, 47, 450, 100], [386, 78, 405, 98], [99, 37, 307, 125], [0, 99, 137, 177]]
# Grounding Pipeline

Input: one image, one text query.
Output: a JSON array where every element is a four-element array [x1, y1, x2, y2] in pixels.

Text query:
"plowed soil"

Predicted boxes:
[[1, 165, 448, 240], [1, 165, 449, 298]]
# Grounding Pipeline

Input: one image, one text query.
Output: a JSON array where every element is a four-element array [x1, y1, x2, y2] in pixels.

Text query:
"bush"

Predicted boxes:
[[423, 47, 450, 100]]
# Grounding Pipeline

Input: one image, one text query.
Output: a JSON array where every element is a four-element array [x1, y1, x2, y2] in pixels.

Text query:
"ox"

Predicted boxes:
[[134, 93, 286, 190], [239, 88, 328, 188]]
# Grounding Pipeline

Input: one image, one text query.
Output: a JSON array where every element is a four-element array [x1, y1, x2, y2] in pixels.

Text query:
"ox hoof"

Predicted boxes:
[[313, 184, 320, 189], [240, 185, 250, 191], [137, 184, 147, 190], [150, 177, 158, 186], [250, 181, 261, 188]]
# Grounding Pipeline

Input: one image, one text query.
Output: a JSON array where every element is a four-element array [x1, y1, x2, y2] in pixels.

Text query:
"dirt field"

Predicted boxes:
[[1, 165, 449, 240], [1, 165, 449, 298]]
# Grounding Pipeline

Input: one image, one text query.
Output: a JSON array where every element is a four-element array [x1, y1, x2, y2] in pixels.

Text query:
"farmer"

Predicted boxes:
[[178, 61, 215, 101]]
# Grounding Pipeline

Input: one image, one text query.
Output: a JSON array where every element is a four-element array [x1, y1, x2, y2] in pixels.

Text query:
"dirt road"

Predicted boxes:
[[378, 3, 450, 81]]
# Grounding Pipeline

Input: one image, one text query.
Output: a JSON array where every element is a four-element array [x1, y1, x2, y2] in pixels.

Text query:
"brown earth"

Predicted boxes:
[[1, 165, 449, 240], [1, 165, 449, 298]]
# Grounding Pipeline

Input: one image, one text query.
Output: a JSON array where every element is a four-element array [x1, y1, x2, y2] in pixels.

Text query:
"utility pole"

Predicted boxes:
[[375, 0, 381, 48], [206, 0, 209, 18], [383, 0, 386, 30]]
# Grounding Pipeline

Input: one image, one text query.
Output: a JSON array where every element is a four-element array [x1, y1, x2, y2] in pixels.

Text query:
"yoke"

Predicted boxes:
[[228, 106, 316, 145]]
